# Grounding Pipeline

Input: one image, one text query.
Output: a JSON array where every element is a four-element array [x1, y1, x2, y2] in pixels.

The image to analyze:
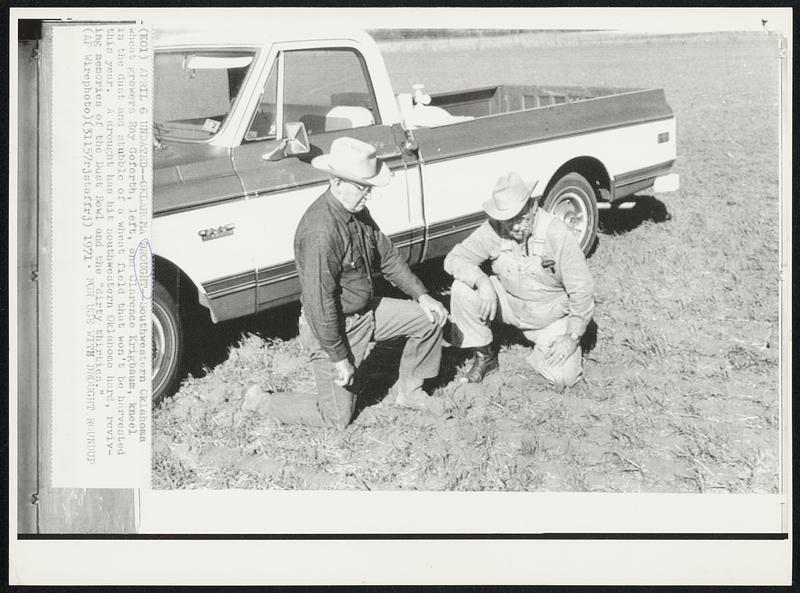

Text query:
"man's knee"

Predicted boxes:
[[426, 320, 445, 342], [549, 371, 579, 389], [528, 348, 582, 388], [328, 415, 352, 430], [450, 279, 479, 306], [404, 305, 444, 342], [321, 394, 355, 429], [450, 279, 483, 322], [314, 360, 356, 429], [548, 358, 582, 388]]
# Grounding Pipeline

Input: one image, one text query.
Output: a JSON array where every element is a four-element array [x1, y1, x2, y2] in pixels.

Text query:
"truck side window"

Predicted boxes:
[[283, 49, 379, 136], [154, 50, 255, 142], [245, 62, 278, 142]]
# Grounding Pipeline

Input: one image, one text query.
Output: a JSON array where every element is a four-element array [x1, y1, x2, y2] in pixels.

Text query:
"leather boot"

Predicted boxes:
[[465, 344, 499, 383]]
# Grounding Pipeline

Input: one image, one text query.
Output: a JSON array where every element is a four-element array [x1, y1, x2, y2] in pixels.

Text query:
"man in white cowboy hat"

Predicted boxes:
[[263, 137, 449, 429], [444, 171, 595, 388]]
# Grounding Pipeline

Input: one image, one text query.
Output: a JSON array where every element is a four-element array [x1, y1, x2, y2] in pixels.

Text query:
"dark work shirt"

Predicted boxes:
[[294, 189, 428, 363]]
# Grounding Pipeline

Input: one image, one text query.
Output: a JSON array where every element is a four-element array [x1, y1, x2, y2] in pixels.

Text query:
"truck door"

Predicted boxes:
[[152, 49, 262, 322], [232, 46, 414, 311]]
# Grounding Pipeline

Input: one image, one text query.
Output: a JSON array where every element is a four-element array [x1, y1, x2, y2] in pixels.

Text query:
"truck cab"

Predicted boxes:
[[152, 27, 429, 399]]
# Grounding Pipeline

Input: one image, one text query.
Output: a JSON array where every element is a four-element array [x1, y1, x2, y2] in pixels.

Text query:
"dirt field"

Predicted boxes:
[[153, 35, 783, 493]]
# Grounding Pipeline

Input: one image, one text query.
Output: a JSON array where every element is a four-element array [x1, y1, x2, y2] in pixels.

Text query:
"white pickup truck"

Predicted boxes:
[[151, 25, 679, 402]]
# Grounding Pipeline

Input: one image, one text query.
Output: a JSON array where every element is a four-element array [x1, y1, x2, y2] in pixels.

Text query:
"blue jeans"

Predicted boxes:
[[268, 297, 443, 429]]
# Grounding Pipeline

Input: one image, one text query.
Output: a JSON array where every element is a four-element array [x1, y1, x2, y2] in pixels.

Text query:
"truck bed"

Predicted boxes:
[[429, 84, 638, 118], [413, 85, 674, 169]]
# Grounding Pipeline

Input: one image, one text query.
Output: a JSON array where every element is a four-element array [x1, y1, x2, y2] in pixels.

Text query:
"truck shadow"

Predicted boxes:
[[352, 317, 599, 418], [182, 301, 302, 382], [351, 270, 600, 419], [181, 259, 451, 385], [599, 193, 671, 236], [180, 256, 600, 416]]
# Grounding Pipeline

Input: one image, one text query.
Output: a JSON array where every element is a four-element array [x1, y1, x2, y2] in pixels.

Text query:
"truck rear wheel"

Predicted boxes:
[[152, 281, 183, 406], [542, 172, 599, 255]]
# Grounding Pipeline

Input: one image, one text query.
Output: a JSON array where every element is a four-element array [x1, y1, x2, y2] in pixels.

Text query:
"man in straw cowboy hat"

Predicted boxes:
[[444, 171, 595, 388], [260, 137, 449, 429]]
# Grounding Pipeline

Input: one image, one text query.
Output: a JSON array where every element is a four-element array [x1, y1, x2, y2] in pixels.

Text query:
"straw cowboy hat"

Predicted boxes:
[[311, 137, 391, 187], [482, 172, 539, 220]]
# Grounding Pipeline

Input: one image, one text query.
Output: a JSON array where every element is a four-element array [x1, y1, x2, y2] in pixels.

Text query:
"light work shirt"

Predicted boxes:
[[443, 208, 595, 336]]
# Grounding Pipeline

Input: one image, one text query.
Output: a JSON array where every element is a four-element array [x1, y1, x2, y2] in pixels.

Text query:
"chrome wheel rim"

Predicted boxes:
[[553, 189, 590, 244], [152, 304, 167, 391]]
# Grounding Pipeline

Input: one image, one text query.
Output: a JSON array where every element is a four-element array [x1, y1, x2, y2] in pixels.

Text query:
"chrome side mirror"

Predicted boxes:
[[262, 121, 311, 161]]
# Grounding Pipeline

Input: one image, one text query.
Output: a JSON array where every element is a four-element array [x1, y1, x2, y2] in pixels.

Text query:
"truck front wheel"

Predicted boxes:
[[542, 172, 599, 255], [152, 281, 183, 406]]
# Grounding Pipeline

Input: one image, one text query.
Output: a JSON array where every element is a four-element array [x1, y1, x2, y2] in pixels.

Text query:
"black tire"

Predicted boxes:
[[542, 172, 599, 255], [152, 281, 183, 406]]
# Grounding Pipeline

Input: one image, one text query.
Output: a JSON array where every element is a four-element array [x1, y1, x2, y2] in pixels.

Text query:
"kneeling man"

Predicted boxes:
[[265, 137, 448, 429], [444, 172, 595, 388]]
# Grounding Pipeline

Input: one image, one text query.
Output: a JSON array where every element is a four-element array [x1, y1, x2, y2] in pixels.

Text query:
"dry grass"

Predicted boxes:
[[153, 35, 782, 493]]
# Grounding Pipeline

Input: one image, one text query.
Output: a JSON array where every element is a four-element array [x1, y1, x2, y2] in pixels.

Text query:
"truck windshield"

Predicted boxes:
[[154, 50, 256, 142]]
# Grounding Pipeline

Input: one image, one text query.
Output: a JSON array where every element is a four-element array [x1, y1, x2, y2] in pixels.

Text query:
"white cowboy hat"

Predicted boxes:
[[311, 137, 391, 187], [482, 172, 538, 220]]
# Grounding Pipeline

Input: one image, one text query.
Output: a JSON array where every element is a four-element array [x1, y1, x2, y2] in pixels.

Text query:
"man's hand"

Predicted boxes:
[[544, 334, 579, 367], [476, 276, 498, 323], [333, 358, 355, 387], [418, 293, 449, 327]]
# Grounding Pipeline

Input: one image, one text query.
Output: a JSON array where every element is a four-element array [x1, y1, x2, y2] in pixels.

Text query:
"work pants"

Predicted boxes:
[[268, 297, 443, 429], [450, 277, 583, 388]]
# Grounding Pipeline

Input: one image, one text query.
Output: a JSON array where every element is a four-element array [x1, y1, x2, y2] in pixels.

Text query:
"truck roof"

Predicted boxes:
[[152, 22, 373, 49]]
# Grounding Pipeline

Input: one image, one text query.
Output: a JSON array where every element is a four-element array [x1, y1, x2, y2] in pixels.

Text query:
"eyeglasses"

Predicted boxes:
[[343, 180, 372, 197]]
